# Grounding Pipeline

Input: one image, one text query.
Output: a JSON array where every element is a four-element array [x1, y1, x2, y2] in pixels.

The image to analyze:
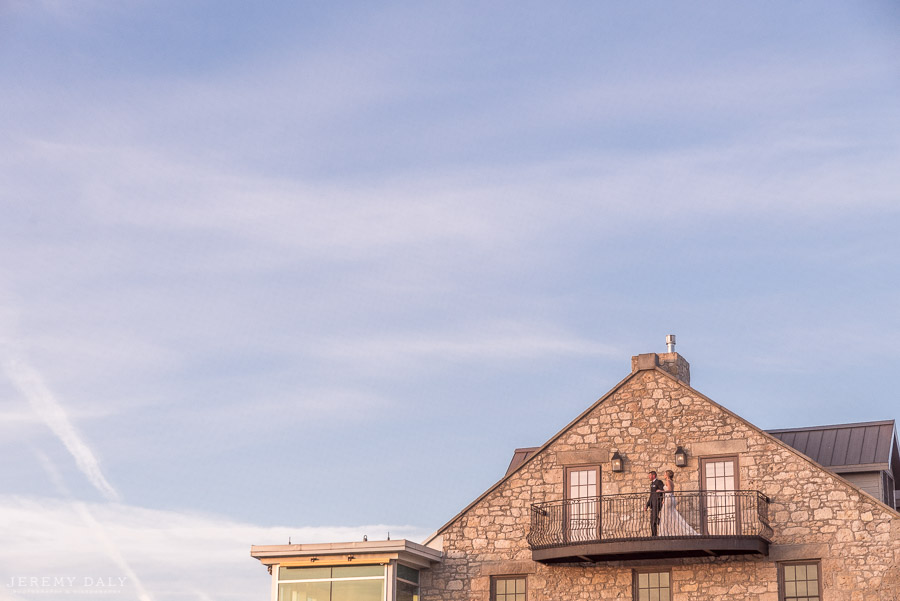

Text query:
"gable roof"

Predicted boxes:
[[768, 420, 899, 482], [421, 369, 641, 545], [423, 364, 900, 546]]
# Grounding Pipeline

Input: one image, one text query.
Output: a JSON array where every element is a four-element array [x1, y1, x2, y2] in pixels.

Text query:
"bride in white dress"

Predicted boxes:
[[660, 470, 698, 536]]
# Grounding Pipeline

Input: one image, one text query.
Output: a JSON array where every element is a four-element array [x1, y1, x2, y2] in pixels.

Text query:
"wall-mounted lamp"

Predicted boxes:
[[674, 446, 688, 468], [611, 451, 624, 472]]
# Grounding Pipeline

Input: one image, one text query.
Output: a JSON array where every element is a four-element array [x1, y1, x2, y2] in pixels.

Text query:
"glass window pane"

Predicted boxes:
[[795, 564, 806, 580], [279, 581, 331, 601], [785, 565, 795, 580], [649, 573, 658, 587], [785, 582, 796, 596], [638, 573, 648, 587], [397, 581, 418, 601], [649, 588, 659, 601], [809, 581, 818, 595], [397, 565, 419, 584], [807, 565, 817, 579], [332, 566, 384, 578], [660, 589, 669, 601], [280, 567, 332, 581], [797, 581, 807, 596], [516, 579, 525, 593], [660, 573, 669, 586], [725, 462, 734, 476], [496, 579, 506, 594], [332, 579, 382, 601], [639, 590, 649, 601]]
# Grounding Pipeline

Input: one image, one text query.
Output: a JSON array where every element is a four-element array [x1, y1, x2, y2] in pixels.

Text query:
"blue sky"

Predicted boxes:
[[2, 1, 899, 599]]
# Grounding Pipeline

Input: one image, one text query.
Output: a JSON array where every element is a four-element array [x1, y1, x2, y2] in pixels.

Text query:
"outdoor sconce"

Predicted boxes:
[[674, 446, 688, 468], [611, 451, 624, 472]]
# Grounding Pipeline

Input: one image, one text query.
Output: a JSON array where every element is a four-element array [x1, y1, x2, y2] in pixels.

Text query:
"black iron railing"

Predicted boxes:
[[527, 490, 772, 550]]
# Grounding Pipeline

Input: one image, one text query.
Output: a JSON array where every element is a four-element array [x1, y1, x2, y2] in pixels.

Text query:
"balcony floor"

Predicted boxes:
[[532, 535, 770, 563]]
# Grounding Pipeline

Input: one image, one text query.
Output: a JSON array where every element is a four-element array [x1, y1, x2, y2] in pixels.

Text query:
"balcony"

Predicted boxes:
[[527, 490, 773, 563]]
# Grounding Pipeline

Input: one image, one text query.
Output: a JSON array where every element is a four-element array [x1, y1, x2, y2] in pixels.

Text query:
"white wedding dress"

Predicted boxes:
[[659, 491, 698, 536]]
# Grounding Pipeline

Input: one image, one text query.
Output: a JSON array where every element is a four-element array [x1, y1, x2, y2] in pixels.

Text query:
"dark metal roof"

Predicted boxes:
[[505, 447, 539, 477], [767, 420, 898, 479]]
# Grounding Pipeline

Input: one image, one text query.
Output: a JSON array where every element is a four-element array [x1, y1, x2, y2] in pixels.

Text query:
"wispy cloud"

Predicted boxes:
[[8, 132, 897, 272], [0, 494, 429, 601], [31, 452, 155, 601], [317, 327, 622, 364]]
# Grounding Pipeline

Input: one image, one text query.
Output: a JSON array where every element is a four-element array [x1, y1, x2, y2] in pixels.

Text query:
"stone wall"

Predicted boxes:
[[421, 367, 900, 601]]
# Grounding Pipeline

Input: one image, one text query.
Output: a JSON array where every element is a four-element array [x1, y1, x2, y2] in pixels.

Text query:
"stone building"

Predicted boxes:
[[251, 345, 900, 601]]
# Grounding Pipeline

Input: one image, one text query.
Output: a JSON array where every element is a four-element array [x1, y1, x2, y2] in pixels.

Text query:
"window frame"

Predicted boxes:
[[778, 560, 822, 601], [275, 564, 386, 601], [632, 568, 672, 601], [699, 455, 741, 536], [882, 471, 895, 507], [564, 464, 601, 543], [396, 563, 419, 601], [490, 575, 526, 601], [565, 465, 601, 499], [698, 455, 741, 490]]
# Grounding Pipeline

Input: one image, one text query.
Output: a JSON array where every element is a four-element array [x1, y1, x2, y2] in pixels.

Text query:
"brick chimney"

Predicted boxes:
[[630, 335, 691, 385]]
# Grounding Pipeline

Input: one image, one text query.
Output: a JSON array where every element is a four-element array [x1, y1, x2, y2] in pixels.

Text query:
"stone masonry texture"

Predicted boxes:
[[421, 362, 900, 601]]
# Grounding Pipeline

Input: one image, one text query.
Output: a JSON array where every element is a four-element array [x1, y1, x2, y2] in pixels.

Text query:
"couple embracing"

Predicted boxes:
[[646, 469, 697, 537]]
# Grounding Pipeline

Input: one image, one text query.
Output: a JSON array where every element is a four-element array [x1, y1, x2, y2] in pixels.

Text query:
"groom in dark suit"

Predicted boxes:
[[646, 470, 665, 536]]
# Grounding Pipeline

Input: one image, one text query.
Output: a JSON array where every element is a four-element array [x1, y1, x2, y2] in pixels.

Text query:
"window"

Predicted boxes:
[[278, 565, 384, 601], [565, 466, 600, 542], [700, 456, 739, 535], [396, 565, 419, 601], [633, 570, 670, 601], [779, 561, 821, 601], [883, 471, 895, 507], [492, 576, 526, 601]]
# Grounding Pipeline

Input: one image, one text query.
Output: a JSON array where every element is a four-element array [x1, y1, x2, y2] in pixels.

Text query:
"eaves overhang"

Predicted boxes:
[[250, 539, 442, 570]]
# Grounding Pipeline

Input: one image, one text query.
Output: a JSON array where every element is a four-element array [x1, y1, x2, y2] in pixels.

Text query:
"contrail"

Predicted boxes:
[[34, 451, 155, 601], [3, 357, 120, 502], [72, 502, 155, 601]]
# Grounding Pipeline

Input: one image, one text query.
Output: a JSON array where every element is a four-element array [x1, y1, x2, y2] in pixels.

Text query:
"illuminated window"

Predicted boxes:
[[633, 570, 670, 601], [780, 562, 821, 601], [277, 565, 384, 601], [492, 576, 526, 601]]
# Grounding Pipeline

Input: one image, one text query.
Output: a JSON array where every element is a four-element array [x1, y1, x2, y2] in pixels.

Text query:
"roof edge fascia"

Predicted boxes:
[[251, 539, 443, 565]]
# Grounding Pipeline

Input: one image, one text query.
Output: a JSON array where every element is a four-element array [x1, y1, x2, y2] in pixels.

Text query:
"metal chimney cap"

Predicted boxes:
[[666, 334, 676, 353]]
